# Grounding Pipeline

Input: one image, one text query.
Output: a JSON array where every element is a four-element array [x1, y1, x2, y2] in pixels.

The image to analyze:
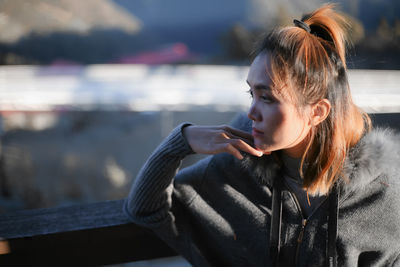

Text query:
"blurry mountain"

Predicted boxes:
[[0, 0, 141, 44], [111, 0, 398, 62], [0, 0, 144, 64], [348, 0, 400, 32], [112, 0, 327, 29], [111, 0, 326, 55], [246, 0, 324, 27], [0, 0, 399, 67], [111, 0, 400, 32]]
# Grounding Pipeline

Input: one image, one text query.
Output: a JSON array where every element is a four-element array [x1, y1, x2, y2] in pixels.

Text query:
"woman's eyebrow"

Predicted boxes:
[[246, 80, 271, 91]]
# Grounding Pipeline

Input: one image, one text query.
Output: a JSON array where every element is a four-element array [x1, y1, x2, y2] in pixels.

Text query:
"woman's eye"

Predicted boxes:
[[260, 95, 274, 103], [247, 89, 275, 103]]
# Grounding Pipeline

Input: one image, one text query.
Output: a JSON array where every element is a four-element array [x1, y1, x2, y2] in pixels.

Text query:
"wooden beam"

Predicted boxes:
[[0, 200, 177, 266]]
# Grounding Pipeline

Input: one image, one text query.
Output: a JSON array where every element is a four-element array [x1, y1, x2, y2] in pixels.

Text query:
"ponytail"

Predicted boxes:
[[302, 4, 350, 68]]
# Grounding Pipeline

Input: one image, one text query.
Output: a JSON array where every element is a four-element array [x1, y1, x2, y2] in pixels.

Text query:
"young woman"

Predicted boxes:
[[124, 4, 400, 267]]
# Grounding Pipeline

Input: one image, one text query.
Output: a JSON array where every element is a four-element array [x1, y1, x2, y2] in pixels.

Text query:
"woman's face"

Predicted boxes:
[[247, 52, 312, 158]]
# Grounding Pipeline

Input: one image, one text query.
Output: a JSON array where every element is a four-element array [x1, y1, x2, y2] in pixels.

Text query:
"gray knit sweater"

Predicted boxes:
[[124, 114, 400, 267]]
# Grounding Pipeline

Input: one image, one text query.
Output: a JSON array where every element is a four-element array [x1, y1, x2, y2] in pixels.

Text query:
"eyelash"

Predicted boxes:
[[246, 89, 274, 103]]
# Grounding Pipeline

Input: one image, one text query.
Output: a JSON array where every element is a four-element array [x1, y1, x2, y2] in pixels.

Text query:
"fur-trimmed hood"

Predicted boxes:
[[342, 127, 400, 194]]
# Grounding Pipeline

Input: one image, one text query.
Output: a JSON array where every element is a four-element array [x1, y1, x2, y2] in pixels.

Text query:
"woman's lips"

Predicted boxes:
[[252, 128, 264, 137]]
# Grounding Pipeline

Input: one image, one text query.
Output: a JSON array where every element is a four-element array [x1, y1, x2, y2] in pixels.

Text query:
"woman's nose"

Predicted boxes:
[[247, 102, 260, 122]]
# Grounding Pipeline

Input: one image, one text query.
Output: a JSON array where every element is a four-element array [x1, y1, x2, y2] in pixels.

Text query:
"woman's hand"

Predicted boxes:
[[183, 125, 266, 160]]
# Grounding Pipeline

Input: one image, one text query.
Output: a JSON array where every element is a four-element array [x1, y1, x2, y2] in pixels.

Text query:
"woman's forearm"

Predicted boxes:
[[123, 123, 194, 226]]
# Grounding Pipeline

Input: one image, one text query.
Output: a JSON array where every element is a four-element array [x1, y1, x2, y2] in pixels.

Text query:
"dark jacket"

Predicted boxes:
[[124, 114, 400, 267]]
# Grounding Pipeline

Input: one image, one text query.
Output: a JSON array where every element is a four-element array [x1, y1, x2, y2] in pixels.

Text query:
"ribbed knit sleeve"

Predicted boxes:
[[123, 123, 195, 227]]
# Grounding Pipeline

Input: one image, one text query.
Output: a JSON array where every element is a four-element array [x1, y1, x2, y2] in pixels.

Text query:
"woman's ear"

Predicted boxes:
[[311, 99, 331, 126]]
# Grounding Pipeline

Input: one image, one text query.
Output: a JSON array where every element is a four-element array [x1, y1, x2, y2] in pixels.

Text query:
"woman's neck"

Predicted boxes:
[[280, 151, 303, 182]]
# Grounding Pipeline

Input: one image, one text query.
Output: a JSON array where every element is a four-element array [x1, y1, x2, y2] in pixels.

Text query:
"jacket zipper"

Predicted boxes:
[[289, 190, 306, 266], [295, 218, 307, 264], [284, 182, 328, 267]]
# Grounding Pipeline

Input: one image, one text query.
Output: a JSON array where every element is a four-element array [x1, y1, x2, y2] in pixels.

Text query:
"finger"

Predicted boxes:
[[217, 130, 252, 147], [223, 126, 253, 140], [227, 133, 254, 146], [222, 131, 242, 141], [220, 143, 244, 160], [219, 131, 230, 140], [221, 129, 254, 146], [228, 139, 263, 157]]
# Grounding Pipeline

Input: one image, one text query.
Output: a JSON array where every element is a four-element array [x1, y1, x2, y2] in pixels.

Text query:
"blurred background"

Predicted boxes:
[[0, 0, 399, 266], [1, 0, 400, 67]]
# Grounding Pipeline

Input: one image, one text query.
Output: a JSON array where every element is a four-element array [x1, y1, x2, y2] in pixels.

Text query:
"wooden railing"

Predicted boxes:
[[0, 200, 177, 266], [0, 113, 399, 266]]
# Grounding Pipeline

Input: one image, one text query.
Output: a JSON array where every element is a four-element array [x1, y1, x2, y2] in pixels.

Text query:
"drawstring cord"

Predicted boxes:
[[327, 185, 339, 267], [270, 178, 283, 266]]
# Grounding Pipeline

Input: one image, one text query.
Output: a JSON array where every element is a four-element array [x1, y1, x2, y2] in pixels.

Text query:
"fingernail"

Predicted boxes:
[[257, 151, 263, 157]]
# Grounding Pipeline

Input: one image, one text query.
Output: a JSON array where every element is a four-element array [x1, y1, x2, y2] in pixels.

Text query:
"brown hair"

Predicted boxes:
[[255, 4, 371, 195]]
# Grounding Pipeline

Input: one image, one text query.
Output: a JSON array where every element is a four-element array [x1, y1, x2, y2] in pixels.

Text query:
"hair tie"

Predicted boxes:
[[293, 19, 311, 33]]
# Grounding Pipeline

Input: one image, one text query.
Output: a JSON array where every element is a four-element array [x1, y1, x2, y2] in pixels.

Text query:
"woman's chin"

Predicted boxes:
[[254, 143, 273, 154]]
